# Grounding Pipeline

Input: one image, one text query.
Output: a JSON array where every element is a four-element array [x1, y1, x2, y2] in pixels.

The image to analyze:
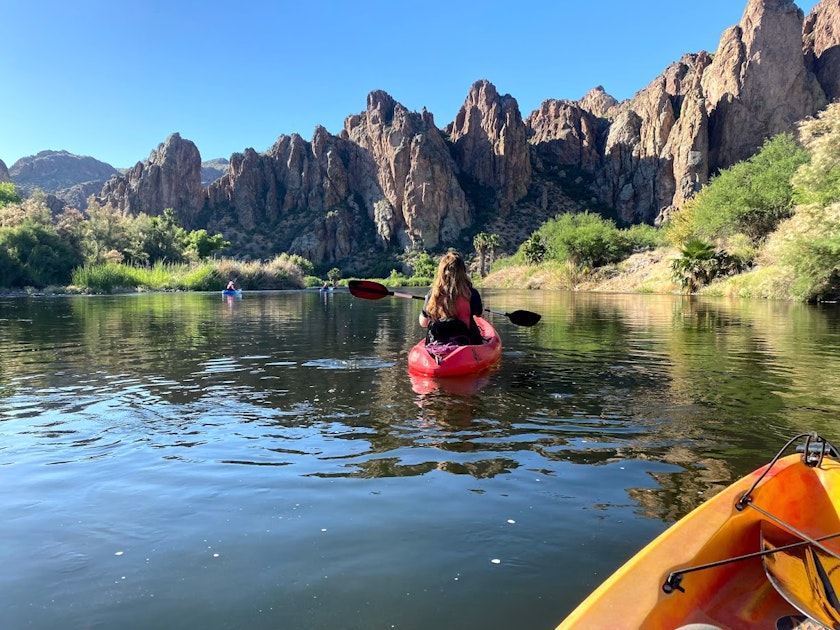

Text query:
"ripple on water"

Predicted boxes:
[[301, 357, 395, 370]]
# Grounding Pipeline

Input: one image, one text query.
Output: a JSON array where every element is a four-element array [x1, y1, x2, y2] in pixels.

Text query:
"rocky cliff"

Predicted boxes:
[[96, 133, 204, 225], [527, 0, 835, 224], [804, 0, 840, 101], [0, 159, 9, 183], [446, 80, 532, 213], [55, 0, 840, 270], [343, 90, 471, 251]]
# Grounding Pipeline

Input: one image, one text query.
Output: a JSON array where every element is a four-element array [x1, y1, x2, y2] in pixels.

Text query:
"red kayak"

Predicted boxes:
[[408, 316, 502, 377]]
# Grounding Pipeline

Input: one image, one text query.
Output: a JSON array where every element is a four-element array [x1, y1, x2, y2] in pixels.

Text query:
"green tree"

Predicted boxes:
[[0, 191, 52, 228], [0, 182, 20, 208], [83, 202, 134, 264], [793, 104, 840, 206], [130, 209, 188, 265], [327, 267, 341, 286], [668, 133, 808, 245], [540, 212, 631, 267], [670, 239, 743, 293], [185, 229, 229, 260], [412, 251, 437, 278], [55, 208, 87, 264], [485, 233, 500, 274]]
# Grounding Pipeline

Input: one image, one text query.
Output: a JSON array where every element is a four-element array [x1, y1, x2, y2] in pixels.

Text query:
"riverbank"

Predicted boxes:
[[482, 248, 681, 294]]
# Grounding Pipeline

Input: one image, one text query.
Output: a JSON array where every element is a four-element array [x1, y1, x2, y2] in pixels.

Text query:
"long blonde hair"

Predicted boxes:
[[426, 252, 472, 320]]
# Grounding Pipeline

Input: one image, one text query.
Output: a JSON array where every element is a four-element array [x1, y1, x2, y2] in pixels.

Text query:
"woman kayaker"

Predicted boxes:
[[226, 280, 237, 291], [419, 251, 483, 345]]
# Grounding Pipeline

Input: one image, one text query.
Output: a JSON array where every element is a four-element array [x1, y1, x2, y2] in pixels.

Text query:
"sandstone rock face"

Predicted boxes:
[[96, 133, 203, 224], [202, 128, 377, 263], [526, 98, 604, 172], [195, 90, 475, 266], [804, 0, 840, 102], [702, 0, 826, 169], [578, 86, 620, 118], [344, 90, 470, 250], [598, 54, 712, 223], [446, 80, 531, 211]]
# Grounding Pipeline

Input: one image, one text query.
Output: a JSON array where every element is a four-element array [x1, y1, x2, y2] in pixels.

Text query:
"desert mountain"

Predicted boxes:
[[8, 150, 120, 210], [10, 0, 840, 274], [6, 150, 229, 210]]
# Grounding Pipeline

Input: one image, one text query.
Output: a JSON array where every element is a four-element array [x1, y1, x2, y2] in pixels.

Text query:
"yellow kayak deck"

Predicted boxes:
[[558, 435, 840, 629]]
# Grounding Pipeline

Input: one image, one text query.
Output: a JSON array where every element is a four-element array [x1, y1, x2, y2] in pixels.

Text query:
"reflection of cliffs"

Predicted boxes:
[[20, 0, 840, 270]]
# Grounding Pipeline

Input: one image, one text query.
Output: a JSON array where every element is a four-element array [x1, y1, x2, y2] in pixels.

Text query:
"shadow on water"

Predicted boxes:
[[1, 290, 840, 628]]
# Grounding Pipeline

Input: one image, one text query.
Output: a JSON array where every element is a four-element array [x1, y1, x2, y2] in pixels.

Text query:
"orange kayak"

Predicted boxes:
[[407, 316, 501, 377], [557, 433, 840, 629]]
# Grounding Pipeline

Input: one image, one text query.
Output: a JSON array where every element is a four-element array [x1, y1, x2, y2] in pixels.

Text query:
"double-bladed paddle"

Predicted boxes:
[[348, 280, 542, 327]]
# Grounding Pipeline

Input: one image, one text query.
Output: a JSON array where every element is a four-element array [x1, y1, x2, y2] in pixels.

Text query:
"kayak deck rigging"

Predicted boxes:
[[558, 432, 840, 629]]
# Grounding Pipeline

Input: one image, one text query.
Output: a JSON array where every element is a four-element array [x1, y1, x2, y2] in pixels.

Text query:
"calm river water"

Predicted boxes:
[[2, 289, 840, 629]]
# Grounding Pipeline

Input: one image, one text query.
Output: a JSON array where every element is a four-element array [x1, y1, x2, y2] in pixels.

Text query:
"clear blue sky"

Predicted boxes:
[[1, 0, 820, 168]]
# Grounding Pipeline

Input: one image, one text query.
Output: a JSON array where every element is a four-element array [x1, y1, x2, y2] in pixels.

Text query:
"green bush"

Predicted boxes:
[[522, 233, 547, 265], [793, 105, 840, 206], [668, 133, 808, 244], [0, 222, 83, 287], [782, 233, 840, 301], [177, 264, 222, 291], [539, 212, 632, 267], [0, 182, 21, 208], [411, 252, 437, 278], [624, 223, 667, 251]]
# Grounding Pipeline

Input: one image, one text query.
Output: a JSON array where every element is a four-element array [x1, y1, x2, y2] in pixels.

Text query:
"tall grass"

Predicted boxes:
[[71, 256, 308, 293]]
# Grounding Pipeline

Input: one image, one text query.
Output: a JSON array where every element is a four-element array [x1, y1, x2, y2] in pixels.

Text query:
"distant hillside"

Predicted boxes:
[[10, 150, 120, 207], [201, 158, 229, 187], [7, 150, 228, 209], [10, 150, 118, 188]]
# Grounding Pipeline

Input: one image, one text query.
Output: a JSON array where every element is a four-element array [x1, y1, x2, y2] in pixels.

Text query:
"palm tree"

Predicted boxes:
[[671, 239, 717, 293], [485, 233, 500, 274], [473, 232, 489, 277]]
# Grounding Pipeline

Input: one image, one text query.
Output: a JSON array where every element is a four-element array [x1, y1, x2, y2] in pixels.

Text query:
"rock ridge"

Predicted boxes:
[[12, 0, 840, 272]]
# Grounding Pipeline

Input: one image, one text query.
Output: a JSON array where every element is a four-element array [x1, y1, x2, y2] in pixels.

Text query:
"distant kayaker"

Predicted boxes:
[[419, 251, 483, 345], [226, 280, 236, 291]]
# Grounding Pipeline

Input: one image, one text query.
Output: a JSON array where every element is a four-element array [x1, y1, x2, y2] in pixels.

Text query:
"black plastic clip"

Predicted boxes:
[[662, 572, 685, 594]]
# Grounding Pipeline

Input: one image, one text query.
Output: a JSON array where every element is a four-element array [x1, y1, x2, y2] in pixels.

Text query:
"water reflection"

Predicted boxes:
[[2, 291, 840, 628]]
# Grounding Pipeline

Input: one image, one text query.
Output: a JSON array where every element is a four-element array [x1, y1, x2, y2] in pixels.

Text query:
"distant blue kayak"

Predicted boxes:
[[222, 289, 242, 297]]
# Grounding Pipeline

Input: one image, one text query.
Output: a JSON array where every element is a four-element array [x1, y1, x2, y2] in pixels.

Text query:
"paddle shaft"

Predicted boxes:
[[348, 280, 541, 327]]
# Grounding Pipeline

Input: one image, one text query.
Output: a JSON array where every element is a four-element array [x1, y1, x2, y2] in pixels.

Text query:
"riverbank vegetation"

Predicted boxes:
[[5, 103, 840, 300], [483, 103, 840, 302], [0, 191, 317, 292]]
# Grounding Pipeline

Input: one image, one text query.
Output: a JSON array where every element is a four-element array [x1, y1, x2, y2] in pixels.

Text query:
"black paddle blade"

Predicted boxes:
[[507, 310, 541, 327], [484, 307, 541, 327], [348, 280, 392, 300]]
